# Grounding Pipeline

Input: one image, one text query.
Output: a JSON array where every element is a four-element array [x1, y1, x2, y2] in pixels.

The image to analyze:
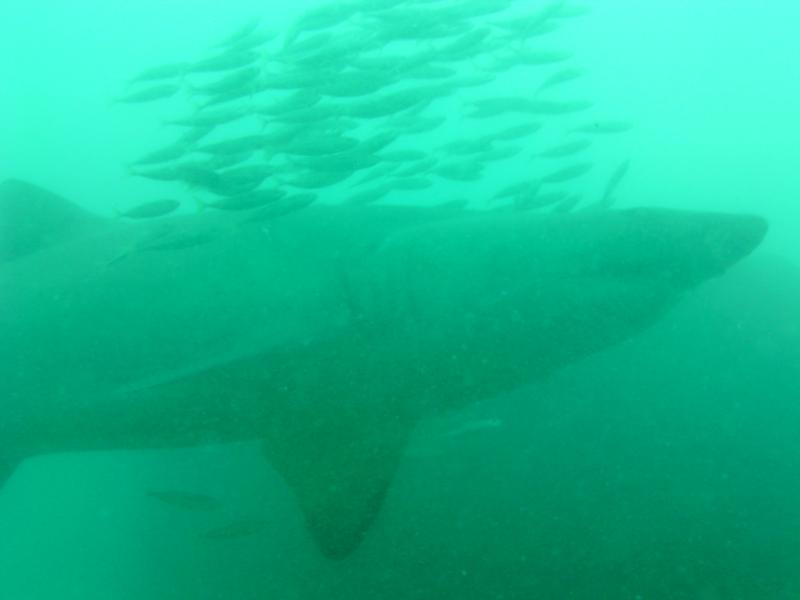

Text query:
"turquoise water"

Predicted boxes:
[[1, 1, 799, 598]]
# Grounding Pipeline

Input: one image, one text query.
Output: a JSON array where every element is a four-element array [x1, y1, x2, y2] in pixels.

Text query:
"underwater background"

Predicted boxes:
[[1, 0, 799, 598]]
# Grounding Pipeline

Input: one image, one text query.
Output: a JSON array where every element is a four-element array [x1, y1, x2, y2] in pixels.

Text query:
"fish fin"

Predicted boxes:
[[261, 405, 414, 559], [0, 456, 21, 489], [0, 179, 104, 262]]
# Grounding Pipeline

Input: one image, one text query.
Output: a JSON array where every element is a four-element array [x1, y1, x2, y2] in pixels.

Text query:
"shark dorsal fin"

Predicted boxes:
[[261, 403, 413, 559], [0, 178, 103, 262]]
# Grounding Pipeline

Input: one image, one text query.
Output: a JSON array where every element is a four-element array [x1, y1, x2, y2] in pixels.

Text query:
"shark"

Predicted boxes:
[[0, 178, 767, 558]]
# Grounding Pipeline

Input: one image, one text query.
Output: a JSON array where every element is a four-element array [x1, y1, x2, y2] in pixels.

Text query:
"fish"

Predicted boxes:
[[201, 518, 268, 540], [494, 180, 540, 200], [438, 139, 489, 156], [552, 193, 583, 213], [165, 106, 248, 128], [284, 3, 359, 47], [379, 150, 429, 163], [590, 159, 631, 211], [215, 17, 262, 48], [394, 157, 438, 178], [197, 135, 267, 155], [347, 185, 391, 205], [291, 152, 379, 174], [189, 51, 259, 74], [481, 122, 541, 143], [386, 177, 433, 190], [434, 161, 484, 181], [480, 145, 523, 162], [146, 488, 223, 511], [128, 62, 189, 84], [488, 49, 573, 72], [572, 120, 634, 135], [190, 66, 261, 95], [466, 97, 591, 118], [114, 84, 181, 104], [281, 169, 353, 189], [541, 163, 593, 183], [203, 188, 286, 211], [241, 193, 317, 222], [117, 199, 180, 219], [538, 139, 592, 158], [0, 134, 767, 558], [536, 67, 586, 95], [255, 90, 321, 116], [129, 142, 188, 166]]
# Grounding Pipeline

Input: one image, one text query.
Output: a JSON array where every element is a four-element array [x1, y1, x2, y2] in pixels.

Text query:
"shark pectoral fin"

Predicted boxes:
[[261, 407, 414, 559]]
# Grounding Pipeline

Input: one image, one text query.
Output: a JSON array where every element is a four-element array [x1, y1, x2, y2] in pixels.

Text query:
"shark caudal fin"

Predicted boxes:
[[0, 178, 104, 262], [261, 404, 414, 560]]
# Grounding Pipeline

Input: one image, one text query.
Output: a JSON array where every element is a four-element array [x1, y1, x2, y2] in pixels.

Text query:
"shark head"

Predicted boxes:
[[0, 179, 767, 559], [357, 207, 768, 405]]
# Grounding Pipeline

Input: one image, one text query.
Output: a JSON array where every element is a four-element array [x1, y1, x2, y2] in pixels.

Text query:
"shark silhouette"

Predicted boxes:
[[0, 179, 766, 558]]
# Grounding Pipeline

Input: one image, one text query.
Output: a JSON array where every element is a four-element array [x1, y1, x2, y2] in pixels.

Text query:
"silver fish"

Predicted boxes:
[[114, 84, 181, 104], [128, 63, 189, 84], [117, 199, 180, 219], [542, 163, 593, 184], [242, 193, 317, 222], [204, 188, 286, 211], [538, 139, 592, 158], [571, 121, 633, 135]]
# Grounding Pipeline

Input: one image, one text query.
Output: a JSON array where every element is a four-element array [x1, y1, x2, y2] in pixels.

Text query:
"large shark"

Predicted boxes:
[[0, 179, 766, 558]]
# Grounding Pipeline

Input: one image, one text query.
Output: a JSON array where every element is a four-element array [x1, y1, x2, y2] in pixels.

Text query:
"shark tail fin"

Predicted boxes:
[[261, 404, 414, 560], [0, 179, 104, 262]]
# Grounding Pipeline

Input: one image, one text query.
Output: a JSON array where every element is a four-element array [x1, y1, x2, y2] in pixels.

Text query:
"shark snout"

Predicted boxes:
[[587, 208, 768, 290]]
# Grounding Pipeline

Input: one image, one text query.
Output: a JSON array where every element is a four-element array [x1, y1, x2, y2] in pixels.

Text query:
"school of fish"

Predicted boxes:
[[116, 0, 632, 219]]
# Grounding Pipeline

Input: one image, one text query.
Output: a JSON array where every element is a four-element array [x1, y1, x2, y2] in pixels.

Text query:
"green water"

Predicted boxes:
[[1, 0, 799, 598]]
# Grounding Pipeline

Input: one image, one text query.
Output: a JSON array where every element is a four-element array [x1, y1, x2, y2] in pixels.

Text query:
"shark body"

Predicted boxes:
[[0, 179, 766, 557]]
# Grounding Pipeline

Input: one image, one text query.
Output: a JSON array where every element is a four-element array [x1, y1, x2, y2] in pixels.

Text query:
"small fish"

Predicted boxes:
[[197, 135, 267, 155], [114, 83, 181, 104], [348, 185, 391, 205], [480, 145, 522, 162], [146, 488, 223, 511], [394, 157, 438, 178], [387, 177, 433, 191], [243, 193, 317, 222], [481, 122, 541, 143], [494, 180, 539, 200], [129, 142, 187, 166], [513, 190, 568, 211], [552, 193, 583, 213], [536, 67, 585, 95], [571, 120, 633, 135], [538, 139, 592, 159], [202, 518, 268, 540], [434, 160, 484, 181], [216, 17, 262, 48], [190, 66, 260, 95], [189, 51, 259, 73], [128, 62, 189, 84], [541, 163, 592, 183], [204, 188, 286, 211], [117, 199, 180, 219], [591, 159, 630, 210], [379, 150, 429, 163]]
